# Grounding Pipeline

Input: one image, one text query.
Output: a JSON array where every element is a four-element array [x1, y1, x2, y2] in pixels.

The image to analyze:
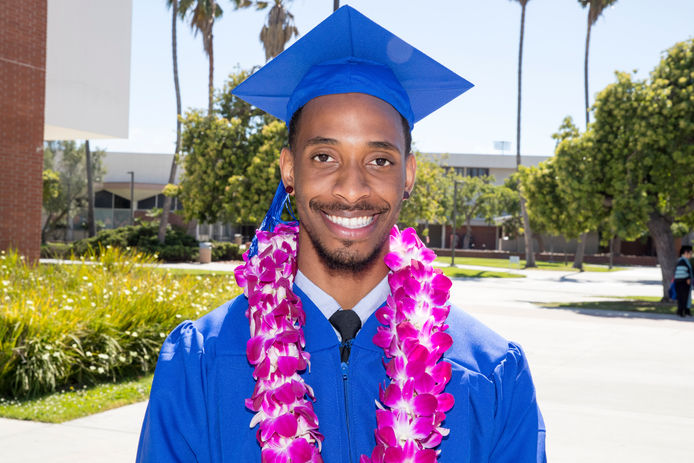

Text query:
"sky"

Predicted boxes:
[[97, 0, 694, 157]]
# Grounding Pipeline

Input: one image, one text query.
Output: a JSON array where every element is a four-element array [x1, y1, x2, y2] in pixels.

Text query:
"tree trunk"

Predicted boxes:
[[85, 140, 96, 237], [207, 2, 215, 116], [573, 232, 588, 270], [608, 235, 614, 270], [647, 213, 677, 301], [613, 236, 621, 256], [535, 232, 545, 254], [159, 0, 183, 244], [584, 14, 592, 128], [333, 0, 339, 12], [515, 3, 536, 268], [463, 222, 472, 249]]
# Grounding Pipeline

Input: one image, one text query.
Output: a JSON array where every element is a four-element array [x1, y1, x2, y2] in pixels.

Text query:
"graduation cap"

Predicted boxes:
[[233, 5, 473, 128], [234, 5, 474, 256]]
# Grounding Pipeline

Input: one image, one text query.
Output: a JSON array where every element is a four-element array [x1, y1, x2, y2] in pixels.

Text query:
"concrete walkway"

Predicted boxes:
[[2, 264, 692, 462]]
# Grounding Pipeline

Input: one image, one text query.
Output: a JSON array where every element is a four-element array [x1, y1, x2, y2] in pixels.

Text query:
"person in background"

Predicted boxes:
[[674, 245, 693, 317]]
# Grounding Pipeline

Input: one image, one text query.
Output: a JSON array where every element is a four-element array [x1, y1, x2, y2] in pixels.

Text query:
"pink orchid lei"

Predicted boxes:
[[235, 223, 454, 463]]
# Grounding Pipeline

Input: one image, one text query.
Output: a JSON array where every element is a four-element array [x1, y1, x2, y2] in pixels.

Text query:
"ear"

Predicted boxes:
[[279, 147, 295, 191], [404, 152, 416, 196]]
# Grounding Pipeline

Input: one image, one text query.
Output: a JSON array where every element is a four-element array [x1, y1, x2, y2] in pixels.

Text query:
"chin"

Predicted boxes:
[[308, 227, 390, 274]]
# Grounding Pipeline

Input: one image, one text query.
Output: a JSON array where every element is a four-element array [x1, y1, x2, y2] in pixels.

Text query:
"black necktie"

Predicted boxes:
[[329, 309, 362, 362]]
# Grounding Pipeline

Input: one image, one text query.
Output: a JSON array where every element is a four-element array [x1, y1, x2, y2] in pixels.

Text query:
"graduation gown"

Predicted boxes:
[[137, 285, 546, 462]]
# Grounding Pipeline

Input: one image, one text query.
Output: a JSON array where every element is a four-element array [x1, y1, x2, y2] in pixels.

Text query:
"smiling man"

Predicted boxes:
[[137, 6, 545, 463]]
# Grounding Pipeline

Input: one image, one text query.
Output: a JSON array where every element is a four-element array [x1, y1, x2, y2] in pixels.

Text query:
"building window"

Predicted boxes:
[[138, 196, 157, 210], [467, 168, 490, 177], [95, 190, 113, 208], [453, 167, 465, 176], [113, 194, 131, 209]]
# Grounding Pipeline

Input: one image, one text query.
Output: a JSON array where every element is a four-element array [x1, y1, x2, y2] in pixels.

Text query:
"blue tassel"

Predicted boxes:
[[248, 180, 297, 257]]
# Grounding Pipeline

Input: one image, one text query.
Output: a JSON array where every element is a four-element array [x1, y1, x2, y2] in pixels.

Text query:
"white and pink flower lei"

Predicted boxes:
[[234, 223, 454, 463]]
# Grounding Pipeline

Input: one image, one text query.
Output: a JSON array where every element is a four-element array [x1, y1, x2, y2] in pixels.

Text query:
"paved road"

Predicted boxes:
[[2, 264, 692, 462]]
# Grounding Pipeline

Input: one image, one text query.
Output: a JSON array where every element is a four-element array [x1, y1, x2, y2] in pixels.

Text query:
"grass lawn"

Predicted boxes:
[[544, 296, 677, 315], [155, 267, 235, 276], [435, 256, 622, 272], [437, 266, 524, 279], [0, 374, 153, 423]]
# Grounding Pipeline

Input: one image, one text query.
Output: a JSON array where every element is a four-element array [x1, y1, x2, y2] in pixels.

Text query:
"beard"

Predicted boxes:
[[303, 198, 392, 274]]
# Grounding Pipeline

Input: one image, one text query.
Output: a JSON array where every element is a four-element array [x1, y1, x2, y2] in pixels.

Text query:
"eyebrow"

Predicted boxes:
[[304, 136, 338, 147], [304, 137, 400, 152]]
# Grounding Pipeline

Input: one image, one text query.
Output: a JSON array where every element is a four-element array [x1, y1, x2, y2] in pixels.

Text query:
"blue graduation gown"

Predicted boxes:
[[137, 286, 546, 462]]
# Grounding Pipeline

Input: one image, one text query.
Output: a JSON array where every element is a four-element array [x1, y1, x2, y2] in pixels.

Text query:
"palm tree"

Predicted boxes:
[[579, 0, 617, 127], [511, 0, 536, 267], [573, 0, 617, 269], [159, 0, 185, 244], [259, 0, 299, 61], [179, 0, 223, 115]]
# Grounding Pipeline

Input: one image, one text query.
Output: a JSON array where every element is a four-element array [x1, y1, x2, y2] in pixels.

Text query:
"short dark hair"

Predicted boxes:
[[680, 245, 692, 256], [288, 104, 412, 156]]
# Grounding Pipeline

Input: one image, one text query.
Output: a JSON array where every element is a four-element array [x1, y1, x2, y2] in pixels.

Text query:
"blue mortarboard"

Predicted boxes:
[[234, 5, 474, 256]]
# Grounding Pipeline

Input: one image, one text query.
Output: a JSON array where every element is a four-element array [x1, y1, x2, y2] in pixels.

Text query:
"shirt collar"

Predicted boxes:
[[294, 270, 391, 329]]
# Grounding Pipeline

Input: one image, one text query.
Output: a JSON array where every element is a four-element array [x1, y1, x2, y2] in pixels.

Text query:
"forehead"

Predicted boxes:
[[294, 93, 405, 150]]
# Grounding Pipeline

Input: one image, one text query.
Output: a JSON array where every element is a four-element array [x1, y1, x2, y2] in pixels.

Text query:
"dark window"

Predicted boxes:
[[175, 198, 183, 211], [155, 194, 177, 211], [467, 168, 490, 178], [453, 167, 465, 176], [95, 190, 113, 208], [138, 196, 157, 210], [113, 194, 131, 209]]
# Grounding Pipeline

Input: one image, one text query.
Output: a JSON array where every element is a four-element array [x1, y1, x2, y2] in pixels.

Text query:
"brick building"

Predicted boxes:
[[0, 0, 131, 261], [0, 1, 47, 262]]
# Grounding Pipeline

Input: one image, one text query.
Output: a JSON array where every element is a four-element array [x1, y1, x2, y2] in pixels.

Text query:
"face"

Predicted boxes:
[[280, 93, 416, 274]]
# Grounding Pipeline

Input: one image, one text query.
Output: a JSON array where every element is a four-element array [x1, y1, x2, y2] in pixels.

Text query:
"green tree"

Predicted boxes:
[[573, 0, 617, 269], [590, 39, 694, 297], [510, 0, 536, 267], [398, 153, 452, 230], [179, 70, 286, 225], [452, 175, 507, 249], [42, 142, 104, 243]]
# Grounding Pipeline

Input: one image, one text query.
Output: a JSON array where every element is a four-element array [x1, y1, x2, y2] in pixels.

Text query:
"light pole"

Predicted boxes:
[[127, 171, 134, 225]]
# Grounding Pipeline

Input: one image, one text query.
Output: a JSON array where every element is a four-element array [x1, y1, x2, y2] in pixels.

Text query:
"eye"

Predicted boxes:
[[369, 157, 393, 167], [312, 153, 333, 163]]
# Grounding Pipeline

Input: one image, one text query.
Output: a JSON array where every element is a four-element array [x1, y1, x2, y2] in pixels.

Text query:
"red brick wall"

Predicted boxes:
[[0, 1, 47, 262]]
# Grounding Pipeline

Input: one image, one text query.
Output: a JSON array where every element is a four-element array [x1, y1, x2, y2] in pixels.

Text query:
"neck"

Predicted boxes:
[[296, 234, 390, 310]]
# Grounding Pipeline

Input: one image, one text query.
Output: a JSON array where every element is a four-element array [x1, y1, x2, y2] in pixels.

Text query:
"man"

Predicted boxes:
[[137, 6, 545, 462], [674, 245, 693, 317]]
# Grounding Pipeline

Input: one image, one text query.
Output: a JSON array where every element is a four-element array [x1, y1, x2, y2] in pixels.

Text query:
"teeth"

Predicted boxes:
[[326, 214, 374, 229]]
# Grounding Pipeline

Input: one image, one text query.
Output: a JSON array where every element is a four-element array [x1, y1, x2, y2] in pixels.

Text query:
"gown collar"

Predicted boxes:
[[293, 283, 386, 354]]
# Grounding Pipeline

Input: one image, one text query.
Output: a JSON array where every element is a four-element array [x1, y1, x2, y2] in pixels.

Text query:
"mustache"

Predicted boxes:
[[309, 199, 390, 215]]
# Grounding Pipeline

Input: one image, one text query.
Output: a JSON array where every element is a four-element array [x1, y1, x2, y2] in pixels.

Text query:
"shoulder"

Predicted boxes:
[[159, 294, 250, 361], [443, 305, 520, 378]]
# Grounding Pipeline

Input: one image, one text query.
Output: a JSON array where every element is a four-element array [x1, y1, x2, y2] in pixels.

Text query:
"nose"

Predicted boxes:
[[332, 162, 371, 205]]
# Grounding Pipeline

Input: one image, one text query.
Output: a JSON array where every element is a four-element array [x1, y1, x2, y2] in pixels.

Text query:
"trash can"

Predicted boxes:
[[199, 242, 212, 264], [234, 233, 243, 245]]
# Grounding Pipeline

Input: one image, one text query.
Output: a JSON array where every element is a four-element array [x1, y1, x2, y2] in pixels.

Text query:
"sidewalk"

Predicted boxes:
[[4, 263, 691, 462]]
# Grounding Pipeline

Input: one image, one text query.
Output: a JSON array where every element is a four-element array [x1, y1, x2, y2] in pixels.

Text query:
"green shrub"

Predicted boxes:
[[40, 242, 72, 259], [210, 241, 244, 261], [0, 247, 240, 399], [70, 222, 198, 262]]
